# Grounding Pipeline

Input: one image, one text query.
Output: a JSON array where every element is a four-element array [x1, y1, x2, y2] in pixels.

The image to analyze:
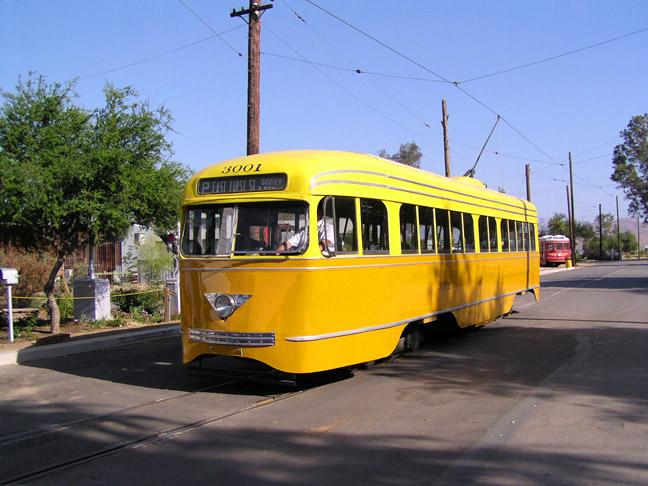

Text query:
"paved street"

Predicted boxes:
[[1, 261, 647, 485]]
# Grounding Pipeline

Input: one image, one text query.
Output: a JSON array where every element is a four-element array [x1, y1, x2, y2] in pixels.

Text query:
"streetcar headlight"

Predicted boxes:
[[215, 294, 236, 319], [204, 293, 252, 320]]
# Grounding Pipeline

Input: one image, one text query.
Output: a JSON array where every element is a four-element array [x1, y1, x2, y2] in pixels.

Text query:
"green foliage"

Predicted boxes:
[[137, 237, 172, 285], [544, 213, 595, 239], [378, 142, 422, 168], [14, 311, 40, 339], [112, 286, 163, 315], [0, 73, 190, 332], [546, 213, 569, 236], [57, 293, 73, 321], [594, 212, 616, 236], [611, 114, 648, 222]]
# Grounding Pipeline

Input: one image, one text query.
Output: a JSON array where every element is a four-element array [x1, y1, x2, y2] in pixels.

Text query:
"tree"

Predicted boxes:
[[544, 212, 595, 239], [0, 74, 189, 333], [547, 213, 569, 235], [378, 142, 422, 168], [611, 114, 648, 222], [594, 212, 615, 236]]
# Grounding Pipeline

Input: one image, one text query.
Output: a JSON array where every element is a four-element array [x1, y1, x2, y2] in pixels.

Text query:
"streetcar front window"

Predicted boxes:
[[181, 202, 308, 256]]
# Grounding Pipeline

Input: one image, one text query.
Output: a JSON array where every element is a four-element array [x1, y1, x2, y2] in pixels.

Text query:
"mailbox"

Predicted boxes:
[[0, 267, 19, 285]]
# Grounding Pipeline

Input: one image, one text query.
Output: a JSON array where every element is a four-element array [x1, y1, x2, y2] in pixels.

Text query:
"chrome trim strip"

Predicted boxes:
[[284, 286, 540, 342], [310, 169, 535, 214], [188, 328, 275, 347], [312, 179, 531, 218], [181, 254, 538, 272]]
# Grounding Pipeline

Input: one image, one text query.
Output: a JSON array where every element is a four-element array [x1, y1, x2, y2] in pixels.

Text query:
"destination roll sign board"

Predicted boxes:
[[197, 173, 288, 195]]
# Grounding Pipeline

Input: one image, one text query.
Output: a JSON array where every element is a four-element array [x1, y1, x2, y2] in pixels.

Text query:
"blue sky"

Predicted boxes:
[[2, 0, 647, 225]]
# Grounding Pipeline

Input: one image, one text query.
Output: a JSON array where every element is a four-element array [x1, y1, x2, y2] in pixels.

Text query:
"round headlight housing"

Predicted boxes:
[[215, 294, 236, 319]]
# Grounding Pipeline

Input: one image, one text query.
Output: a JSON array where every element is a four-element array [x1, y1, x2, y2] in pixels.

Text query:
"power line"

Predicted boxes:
[[80, 26, 243, 80], [263, 24, 418, 139], [178, 0, 243, 57], [279, 0, 440, 131], [260, 51, 446, 82], [460, 26, 648, 84], [302, 0, 563, 166]]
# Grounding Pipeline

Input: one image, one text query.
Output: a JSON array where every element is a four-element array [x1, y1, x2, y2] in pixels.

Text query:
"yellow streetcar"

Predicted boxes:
[[179, 150, 539, 374]]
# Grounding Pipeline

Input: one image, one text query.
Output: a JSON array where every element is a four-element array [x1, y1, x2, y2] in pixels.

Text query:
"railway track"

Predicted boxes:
[[0, 371, 303, 485]]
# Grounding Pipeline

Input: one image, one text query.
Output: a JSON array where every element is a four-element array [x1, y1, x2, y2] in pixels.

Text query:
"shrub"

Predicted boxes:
[[112, 286, 163, 315], [0, 246, 55, 308]]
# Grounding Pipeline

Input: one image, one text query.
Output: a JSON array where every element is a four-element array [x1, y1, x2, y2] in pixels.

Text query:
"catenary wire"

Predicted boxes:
[[460, 26, 648, 84], [302, 0, 563, 167], [178, 0, 244, 56], [80, 26, 244, 80]]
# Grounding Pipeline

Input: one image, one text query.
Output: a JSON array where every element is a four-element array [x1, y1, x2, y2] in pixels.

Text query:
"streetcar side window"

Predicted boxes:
[[419, 206, 436, 253], [515, 221, 524, 251], [478, 216, 489, 251], [463, 213, 475, 253], [400, 204, 418, 254], [529, 224, 536, 251], [436, 209, 451, 253], [332, 197, 358, 253], [501, 219, 510, 252], [361, 198, 389, 253], [450, 211, 464, 252], [488, 216, 498, 252]]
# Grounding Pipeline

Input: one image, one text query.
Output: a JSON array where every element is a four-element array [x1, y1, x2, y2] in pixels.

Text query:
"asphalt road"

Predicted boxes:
[[1, 261, 647, 485]]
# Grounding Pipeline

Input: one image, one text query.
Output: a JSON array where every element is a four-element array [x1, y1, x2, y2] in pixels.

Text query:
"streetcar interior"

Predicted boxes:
[[181, 201, 308, 256]]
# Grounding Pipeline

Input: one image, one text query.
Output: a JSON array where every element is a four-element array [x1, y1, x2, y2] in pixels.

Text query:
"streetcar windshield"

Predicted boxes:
[[182, 201, 308, 256]]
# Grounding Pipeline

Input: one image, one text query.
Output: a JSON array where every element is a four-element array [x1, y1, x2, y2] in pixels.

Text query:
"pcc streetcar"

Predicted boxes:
[[539, 234, 572, 266], [179, 150, 540, 374]]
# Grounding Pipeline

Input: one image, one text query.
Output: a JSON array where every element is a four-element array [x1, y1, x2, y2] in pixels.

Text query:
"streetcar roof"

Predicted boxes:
[[183, 150, 537, 218]]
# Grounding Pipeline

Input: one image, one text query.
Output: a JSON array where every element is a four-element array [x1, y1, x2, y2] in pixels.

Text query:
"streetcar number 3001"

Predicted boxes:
[[221, 163, 262, 174]]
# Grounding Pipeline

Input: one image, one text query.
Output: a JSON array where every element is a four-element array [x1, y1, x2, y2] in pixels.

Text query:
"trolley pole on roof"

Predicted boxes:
[[568, 152, 577, 266], [231, 1, 273, 155], [525, 163, 532, 202], [441, 99, 451, 177]]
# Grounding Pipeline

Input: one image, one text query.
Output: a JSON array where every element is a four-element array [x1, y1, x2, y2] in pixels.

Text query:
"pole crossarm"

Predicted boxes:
[[230, 3, 273, 20]]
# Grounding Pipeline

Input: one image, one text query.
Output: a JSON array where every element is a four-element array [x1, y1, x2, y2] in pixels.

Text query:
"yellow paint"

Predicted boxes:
[[180, 150, 540, 373]]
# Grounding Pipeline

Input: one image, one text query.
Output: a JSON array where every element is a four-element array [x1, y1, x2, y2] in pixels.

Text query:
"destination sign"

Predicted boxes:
[[197, 173, 288, 195]]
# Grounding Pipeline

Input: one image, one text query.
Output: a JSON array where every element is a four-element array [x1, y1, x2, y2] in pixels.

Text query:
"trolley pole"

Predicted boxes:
[[441, 98, 451, 177], [525, 163, 532, 202], [231, 1, 273, 155], [568, 152, 577, 266]]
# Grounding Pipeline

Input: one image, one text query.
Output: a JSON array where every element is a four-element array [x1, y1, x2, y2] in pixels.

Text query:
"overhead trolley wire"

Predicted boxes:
[[263, 24, 418, 138], [80, 26, 244, 80], [302, 0, 564, 167], [459, 26, 648, 84], [279, 0, 440, 132], [178, 0, 244, 57]]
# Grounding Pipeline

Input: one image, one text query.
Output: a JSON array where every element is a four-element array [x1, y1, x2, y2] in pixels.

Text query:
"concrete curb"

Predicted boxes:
[[0, 325, 180, 366]]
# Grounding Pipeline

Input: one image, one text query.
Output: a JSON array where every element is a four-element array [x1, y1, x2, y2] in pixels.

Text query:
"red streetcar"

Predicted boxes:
[[539, 235, 572, 267]]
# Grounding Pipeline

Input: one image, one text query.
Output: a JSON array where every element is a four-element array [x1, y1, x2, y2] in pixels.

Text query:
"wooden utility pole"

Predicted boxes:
[[525, 163, 532, 202], [599, 203, 603, 260], [566, 185, 575, 266], [231, 1, 273, 155], [568, 152, 577, 266], [441, 99, 451, 177], [616, 195, 621, 259]]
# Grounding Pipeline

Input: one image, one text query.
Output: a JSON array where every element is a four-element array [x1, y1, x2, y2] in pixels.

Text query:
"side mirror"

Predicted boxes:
[[165, 234, 180, 255]]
